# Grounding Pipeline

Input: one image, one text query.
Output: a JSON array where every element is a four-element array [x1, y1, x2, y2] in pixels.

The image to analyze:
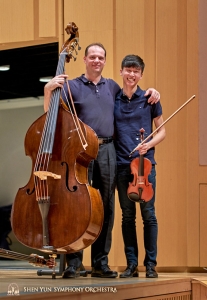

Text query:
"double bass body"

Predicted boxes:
[[12, 104, 103, 253]]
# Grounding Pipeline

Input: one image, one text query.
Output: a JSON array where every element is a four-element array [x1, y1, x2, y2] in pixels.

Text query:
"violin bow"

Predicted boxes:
[[129, 94, 196, 157]]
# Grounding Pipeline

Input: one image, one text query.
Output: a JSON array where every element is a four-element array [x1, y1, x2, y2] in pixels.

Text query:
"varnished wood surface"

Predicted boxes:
[[0, 260, 207, 300]]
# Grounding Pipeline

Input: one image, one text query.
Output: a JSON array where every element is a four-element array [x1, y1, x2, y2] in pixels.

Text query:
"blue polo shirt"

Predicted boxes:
[[114, 86, 162, 165], [61, 75, 120, 137]]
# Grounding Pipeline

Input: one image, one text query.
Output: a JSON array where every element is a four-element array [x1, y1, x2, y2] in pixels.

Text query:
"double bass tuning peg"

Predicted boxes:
[[66, 53, 77, 62], [68, 40, 81, 60], [77, 43, 81, 51], [72, 55, 77, 61]]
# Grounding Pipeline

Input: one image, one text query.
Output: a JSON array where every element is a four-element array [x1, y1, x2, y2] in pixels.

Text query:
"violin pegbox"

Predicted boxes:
[[61, 22, 81, 63]]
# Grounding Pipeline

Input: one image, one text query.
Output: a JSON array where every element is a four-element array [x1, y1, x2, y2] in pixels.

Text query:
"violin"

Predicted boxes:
[[127, 128, 154, 203], [11, 22, 103, 254]]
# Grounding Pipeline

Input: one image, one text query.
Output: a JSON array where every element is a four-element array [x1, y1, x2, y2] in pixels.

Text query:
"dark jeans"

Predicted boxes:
[[66, 142, 116, 268], [117, 164, 157, 267]]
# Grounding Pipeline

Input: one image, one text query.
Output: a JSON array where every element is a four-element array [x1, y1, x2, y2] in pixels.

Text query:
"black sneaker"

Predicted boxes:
[[91, 264, 118, 278], [62, 265, 80, 278]]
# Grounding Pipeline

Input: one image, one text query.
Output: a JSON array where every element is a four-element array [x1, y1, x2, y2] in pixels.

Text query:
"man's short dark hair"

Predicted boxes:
[[121, 55, 145, 73], [85, 43, 107, 57]]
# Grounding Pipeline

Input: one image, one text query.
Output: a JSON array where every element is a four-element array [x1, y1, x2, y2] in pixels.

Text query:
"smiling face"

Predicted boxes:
[[120, 66, 143, 89], [83, 45, 106, 78]]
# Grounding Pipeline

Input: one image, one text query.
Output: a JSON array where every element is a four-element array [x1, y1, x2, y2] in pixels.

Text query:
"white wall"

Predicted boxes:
[[0, 98, 44, 207]]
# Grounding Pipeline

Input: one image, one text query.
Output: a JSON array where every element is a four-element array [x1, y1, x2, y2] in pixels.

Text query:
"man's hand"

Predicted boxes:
[[45, 74, 68, 92], [44, 74, 68, 112], [144, 88, 160, 104]]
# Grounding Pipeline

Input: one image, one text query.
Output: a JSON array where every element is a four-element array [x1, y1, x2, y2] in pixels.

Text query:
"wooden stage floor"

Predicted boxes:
[[0, 259, 207, 300]]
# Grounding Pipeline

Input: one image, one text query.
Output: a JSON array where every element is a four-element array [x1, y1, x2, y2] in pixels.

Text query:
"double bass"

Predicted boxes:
[[11, 22, 104, 254]]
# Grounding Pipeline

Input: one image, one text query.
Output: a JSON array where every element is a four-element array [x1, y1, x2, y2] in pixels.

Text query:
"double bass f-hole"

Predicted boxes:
[[127, 128, 154, 203]]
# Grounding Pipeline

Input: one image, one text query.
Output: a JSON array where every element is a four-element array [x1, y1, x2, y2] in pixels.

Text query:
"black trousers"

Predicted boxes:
[[65, 142, 117, 268], [0, 205, 12, 250]]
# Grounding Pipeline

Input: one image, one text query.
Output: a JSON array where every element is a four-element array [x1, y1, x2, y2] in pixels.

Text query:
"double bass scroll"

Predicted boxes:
[[11, 22, 104, 254]]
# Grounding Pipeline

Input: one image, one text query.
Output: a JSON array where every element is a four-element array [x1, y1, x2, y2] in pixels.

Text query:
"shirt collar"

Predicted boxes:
[[79, 74, 106, 85], [117, 86, 142, 100]]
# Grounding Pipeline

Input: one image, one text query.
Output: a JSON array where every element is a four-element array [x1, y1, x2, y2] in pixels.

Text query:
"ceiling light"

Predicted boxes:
[[39, 76, 53, 83], [0, 65, 10, 71]]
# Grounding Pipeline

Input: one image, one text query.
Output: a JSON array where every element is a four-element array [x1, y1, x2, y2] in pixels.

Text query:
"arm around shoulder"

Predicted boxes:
[[145, 88, 160, 105]]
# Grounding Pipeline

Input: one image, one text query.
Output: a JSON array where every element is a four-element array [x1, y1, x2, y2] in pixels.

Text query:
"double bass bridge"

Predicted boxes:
[[34, 171, 61, 180]]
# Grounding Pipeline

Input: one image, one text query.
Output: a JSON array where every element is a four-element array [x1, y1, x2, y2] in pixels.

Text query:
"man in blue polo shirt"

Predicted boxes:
[[44, 44, 160, 279], [115, 54, 166, 279]]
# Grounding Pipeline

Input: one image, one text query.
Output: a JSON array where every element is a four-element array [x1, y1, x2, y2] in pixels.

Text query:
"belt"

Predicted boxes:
[[98, 136, 113, 145]]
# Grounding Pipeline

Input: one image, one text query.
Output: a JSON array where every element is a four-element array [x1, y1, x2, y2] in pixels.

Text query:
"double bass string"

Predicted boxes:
[[34, 87, 59, 201], [33, 53, 66, 202]]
